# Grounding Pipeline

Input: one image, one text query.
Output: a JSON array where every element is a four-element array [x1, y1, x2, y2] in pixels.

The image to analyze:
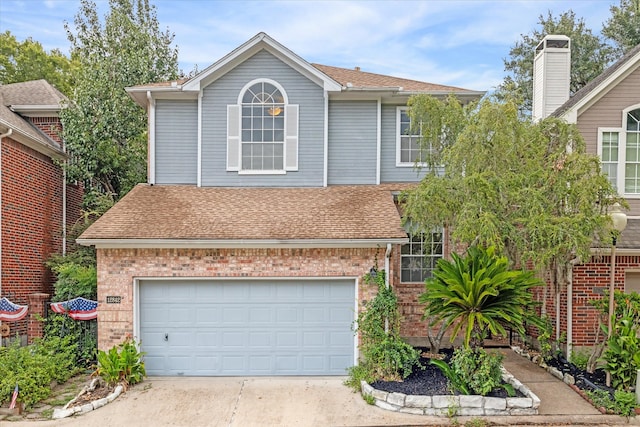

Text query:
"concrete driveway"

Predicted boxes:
[[8, 373, 639, 426], [9, 377, 442, 427]]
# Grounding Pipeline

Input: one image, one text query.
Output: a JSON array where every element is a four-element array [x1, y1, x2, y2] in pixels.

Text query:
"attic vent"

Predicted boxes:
[[354, 67, 361, 71]]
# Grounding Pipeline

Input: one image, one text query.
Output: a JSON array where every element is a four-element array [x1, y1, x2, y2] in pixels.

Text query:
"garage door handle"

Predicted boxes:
[[165, 333, 168, 341]]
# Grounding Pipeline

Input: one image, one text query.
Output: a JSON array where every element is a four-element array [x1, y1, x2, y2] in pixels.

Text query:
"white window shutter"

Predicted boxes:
[[227, 104, 241, 171], [285, 104, 299, 171]]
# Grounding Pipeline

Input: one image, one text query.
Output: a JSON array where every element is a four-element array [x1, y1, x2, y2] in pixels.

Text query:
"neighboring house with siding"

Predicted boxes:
[[533, 36, 640, 355], [77, 32, 484, 376], [0, 79, 83, 340]]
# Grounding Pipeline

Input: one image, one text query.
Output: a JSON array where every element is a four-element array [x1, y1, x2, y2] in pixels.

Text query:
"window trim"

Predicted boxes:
[[399, 226, 444, 284], [234, 78, 291, 175], [395, 107, 427, 168], [597, 103, 640, 198]]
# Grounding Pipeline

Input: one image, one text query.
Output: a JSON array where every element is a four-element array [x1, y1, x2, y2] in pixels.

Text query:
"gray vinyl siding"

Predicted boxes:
[[155, 100, 198, 185], [575, 66, 640, 215], [327, 101, 377, 184], [200, 50, 324, 187], [380, 104, 426, 183]]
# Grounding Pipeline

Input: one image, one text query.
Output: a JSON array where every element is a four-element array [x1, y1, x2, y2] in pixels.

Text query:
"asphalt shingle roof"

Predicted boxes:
[[311, 64, 475, 93], [79, 184, 409, 242]]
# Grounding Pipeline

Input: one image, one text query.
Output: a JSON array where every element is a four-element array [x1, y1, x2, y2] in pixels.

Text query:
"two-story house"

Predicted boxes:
[[77, 32, 484, 376], [533, 36, 640, 356], [0, 79, 83, 342]]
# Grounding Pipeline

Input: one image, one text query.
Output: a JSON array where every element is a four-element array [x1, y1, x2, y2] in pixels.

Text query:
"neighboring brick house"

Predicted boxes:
[[0, 79, 83, 340], [533, 36, 640, 355], [78, 32, 484, 376]]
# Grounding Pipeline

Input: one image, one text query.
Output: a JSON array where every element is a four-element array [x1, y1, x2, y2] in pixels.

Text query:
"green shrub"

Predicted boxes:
[[96, 338, 146, 388], [0, 335, 80, 409], [347, 269, 422, 383], [570, 349, 590, 371], [586, 388, 638, 416], [602, 305, 640, 391]]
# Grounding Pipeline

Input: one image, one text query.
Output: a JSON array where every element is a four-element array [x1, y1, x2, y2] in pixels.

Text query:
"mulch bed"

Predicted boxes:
[[371, 347, 521, 398]]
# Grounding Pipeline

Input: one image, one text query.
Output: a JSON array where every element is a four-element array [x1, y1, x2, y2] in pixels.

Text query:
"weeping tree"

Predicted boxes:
[[61, 0, 179, 209], [400, 95, 622, 343]]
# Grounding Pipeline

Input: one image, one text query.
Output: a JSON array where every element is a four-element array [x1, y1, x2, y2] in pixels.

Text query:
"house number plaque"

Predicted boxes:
[[106, 296, 122, 304]]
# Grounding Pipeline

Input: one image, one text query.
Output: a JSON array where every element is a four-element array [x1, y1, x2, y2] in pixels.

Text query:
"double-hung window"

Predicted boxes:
[[227, 79, 298, 173], [396, 107, 426, 167], [598, 107, 640, 195], [400, 227, 444, 283]]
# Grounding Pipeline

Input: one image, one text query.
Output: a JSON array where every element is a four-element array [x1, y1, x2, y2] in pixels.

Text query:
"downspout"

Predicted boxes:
[[62, 138, 67, 255], [0, 129, 13, 311], [566, 257, 580, 361], [323, 90, 329, 187], [146, 91, 156, 185], [384, 243, 392, 333], [376, 99, 381, 185]]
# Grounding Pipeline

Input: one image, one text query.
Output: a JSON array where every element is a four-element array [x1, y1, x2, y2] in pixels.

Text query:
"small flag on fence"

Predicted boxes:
[[0, 297, 29, 321], [9, 384, 18, 410], [50, 297, 98, 320]]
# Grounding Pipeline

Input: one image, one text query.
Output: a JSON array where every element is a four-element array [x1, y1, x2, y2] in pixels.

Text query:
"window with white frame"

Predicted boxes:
[[396, 108, 425, 166], [400, 227, 444, 283], [598, 107, 640, 195], [227, 79, 298, 173]]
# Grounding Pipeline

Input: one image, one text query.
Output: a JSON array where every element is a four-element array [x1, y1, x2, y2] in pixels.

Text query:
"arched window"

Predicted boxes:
[[241, 81, 285, 170], [226, 79, 298, 173]]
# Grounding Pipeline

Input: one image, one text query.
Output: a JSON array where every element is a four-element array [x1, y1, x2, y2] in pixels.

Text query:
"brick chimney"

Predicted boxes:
[[532, 35, 571, 122]]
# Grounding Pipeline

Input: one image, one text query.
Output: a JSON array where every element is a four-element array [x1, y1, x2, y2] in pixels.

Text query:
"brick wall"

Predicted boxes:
[[1, 126, 82, 337], [96, 247, 381, 349]]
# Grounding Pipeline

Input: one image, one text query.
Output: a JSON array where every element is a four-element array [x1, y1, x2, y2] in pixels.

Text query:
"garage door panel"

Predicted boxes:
[[140, 279, 355, 376]]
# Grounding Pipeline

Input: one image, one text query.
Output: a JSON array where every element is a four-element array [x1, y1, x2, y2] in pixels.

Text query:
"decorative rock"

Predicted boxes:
[[371, 388, 388, 401], [374, 400, 400, 412], [458, 407, 485, 416], [405, 394, 431, 408], [483, 396, 507, 411], [506, 397, 533, 408], [52, 408, 74, 420], [399, 407, 425, 415], [432, 395, 459, 409], [360, 381, 373, 396], [387, 392, 406, 407], [563, 373, 575, 385], [92, 397, 109, 410], [459, 395, 483, 408], [549, 367, 563, 380], [79, 403, 94, 414]]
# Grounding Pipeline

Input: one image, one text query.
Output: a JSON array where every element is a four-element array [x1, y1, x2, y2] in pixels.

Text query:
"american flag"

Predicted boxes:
[[0, 297, 29, 321], [51, 297, 98, 320], [9, 384, 18, 410]]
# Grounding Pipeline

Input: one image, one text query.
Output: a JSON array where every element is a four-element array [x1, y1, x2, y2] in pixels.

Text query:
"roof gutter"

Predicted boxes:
[[76, 237, 409, 249], [0, 119, 66, 160]]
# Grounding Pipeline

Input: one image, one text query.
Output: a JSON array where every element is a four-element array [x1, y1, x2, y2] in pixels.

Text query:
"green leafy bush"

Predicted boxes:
[[0, 335, 80, 408], [44, 313, 97, 367], [586, 389, 638, 416], [570, 349, 591, 371], [346, 269, 422, 386], [96, 338, 146, 388], [602, 304, 640, 391]]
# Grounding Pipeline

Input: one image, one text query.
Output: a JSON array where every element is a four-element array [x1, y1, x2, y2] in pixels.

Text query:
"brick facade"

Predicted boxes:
[[96, 247, 385, 350], [1, 117, 83, 338]]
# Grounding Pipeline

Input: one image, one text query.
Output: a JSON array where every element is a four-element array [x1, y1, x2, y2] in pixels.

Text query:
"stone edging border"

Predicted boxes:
[[361, 366, 540, 416], [52, 379, 123, 419]]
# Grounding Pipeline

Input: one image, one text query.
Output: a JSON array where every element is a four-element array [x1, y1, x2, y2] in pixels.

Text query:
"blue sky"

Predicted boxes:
[[0, 0, 618, 91]]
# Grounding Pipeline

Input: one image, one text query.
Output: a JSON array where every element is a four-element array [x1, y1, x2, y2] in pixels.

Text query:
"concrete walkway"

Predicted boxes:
[[7, 348, 640, 426]]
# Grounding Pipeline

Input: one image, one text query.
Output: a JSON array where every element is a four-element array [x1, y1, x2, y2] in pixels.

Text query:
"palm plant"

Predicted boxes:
[[419, 245, 543, 348]]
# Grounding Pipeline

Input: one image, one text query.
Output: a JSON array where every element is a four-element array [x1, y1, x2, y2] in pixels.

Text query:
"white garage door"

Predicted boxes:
[[139, 279, 356, 376]]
